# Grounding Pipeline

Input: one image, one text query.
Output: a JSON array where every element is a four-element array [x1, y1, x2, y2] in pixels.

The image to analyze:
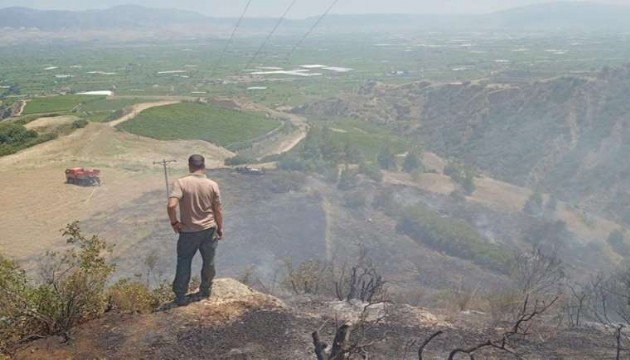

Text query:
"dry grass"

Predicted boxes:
[[24, 115, 79, 131], [0, 121, 231, 263]]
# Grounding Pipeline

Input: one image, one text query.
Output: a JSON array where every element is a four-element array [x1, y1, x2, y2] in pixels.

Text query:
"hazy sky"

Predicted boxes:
[[0, 0, 628, 18]]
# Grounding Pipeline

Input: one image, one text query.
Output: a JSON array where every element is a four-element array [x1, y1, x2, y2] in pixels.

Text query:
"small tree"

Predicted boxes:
[[462, 172, 476, 195], [377, 145, 397, 170], [524, 192, 544, 216], [338, 168, 358, 191], [402, 151, 422, 173]]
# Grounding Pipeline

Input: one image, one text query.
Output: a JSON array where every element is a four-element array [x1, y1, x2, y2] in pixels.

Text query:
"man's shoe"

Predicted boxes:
[[174, 296, 189, 307], [193, 290, 211, 301]]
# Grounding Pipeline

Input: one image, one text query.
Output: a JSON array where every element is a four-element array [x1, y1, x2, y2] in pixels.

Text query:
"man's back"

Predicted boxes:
[[170, 174, 221, 233]]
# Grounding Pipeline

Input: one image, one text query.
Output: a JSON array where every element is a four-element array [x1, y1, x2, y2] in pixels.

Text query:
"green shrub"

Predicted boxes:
[[396, 204, 510, 272], [71, 119, 89, 129], [109, 279, 156, 314], [0, 124, 57, 157], [359, 161, 383, 182], [0, 123, 37, 145], [0, 222, 115, 352], [225, 154, 257, 166]]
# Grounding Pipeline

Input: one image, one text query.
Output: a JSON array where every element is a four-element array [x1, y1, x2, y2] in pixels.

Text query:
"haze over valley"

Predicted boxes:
[[0, 1, 629, 358]]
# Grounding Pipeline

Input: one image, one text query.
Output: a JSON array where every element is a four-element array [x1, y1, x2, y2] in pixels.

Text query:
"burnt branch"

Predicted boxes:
[[330, 324, 351, 360], [424, 295, 559, 360], [312, 331, 327, 360], [616, 325, 624, 360], [417, 330, 443, 360]]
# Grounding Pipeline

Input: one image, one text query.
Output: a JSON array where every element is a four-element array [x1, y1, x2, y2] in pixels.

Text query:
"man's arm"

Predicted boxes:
[[168, 179, 183, 233], [167, 197, 182, 233], [213, 202, 223, 239]]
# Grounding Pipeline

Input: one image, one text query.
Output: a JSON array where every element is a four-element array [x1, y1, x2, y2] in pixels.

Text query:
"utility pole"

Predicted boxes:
[[154, 159, 177, 198]]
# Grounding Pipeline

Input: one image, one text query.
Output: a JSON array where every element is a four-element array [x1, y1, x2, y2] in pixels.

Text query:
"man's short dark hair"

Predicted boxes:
[[188, 154, 205, 170]]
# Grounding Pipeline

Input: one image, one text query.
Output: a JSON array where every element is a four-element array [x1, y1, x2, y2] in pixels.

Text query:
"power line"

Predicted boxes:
[[245, 0, 298, 69], [153, 159, 177, 198], [285, 0, 341, 62], [211, 0, 253, 77]]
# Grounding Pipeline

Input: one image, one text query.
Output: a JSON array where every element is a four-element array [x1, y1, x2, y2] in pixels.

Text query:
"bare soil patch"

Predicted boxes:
[[0, 122, 231, 263], [24, 115, 78, 131]]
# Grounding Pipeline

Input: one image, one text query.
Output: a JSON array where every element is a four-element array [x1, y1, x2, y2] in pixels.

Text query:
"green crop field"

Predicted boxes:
[[77, 97, 152, 123], [23, 95, 104, 115], [79, 98, 146, 112], [118, 102, 281, 147]]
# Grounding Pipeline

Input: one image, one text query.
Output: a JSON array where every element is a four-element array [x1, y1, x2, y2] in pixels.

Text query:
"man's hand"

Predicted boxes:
[[216, 228, 224, 240], [171, 221, 183, 234]]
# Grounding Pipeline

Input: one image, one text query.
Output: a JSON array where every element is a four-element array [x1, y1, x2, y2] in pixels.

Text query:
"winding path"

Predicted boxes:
[[108, 100, 180, 127], [225, 97, 310, 158], [13, 100, 26, 117]]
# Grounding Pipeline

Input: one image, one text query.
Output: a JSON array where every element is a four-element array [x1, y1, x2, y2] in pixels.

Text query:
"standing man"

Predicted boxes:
[[167, 154, 223, 306]]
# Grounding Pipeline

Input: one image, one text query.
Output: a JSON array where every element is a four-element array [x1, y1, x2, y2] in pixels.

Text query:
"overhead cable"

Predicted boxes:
[[211, 0, 254, 77], [245, 0, 298, 69], [285, 0, 341, 61]]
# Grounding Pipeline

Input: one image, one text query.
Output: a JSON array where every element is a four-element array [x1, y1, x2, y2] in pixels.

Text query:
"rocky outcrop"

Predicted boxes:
[[13, 278, 618, 360]]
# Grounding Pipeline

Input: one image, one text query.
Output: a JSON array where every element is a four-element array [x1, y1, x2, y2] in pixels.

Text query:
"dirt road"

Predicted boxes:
[[108, 100, 180, 127], [14, 99, 27, 117], [224, 97, 309, 158]]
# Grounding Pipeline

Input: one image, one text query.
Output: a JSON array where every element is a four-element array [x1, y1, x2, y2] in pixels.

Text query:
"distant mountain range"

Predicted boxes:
[[0, 5, 206, 31], [1, 2, 630, 33]]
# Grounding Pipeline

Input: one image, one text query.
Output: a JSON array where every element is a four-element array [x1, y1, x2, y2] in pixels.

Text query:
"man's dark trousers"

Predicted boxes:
[[172, 227, 217, 299]]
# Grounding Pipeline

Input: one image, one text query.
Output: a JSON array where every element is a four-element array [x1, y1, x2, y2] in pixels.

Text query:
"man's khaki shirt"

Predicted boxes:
[[169, 174, 221, 233]]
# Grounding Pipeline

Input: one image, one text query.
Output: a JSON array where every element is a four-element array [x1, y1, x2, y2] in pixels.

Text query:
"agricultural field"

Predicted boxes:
[[79, 97, 147, 112], [118, 102, 281, 148], [22, 95, 104, 115], [2, 32, 630, 108], [78, 97, 153, 122]]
